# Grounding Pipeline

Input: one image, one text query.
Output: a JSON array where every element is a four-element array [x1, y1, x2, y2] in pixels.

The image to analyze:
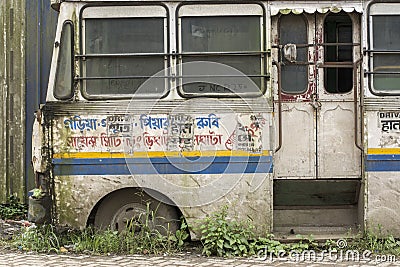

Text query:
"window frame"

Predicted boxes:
[[277, 13, 309, 95], [176, 3, 267, 98], [78, 4, 170, 100], [367, 3, 400, 96], [322, 11, 354, 94], [54, 20, 75, 100]]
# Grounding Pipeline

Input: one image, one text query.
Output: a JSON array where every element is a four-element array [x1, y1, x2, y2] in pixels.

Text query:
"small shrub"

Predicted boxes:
[[0, 195, 27, 220], [196, 206, 258, 257]]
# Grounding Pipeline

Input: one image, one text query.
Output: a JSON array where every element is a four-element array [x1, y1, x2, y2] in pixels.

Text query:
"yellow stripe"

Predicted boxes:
[[368, 148, 400, 154], [53, 150, 270, 159]]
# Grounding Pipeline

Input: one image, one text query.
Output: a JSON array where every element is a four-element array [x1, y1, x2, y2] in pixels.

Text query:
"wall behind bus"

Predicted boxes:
[[25, 0, 58, 199], [0, 0, 57, 202], [0, 0, 26, 202]]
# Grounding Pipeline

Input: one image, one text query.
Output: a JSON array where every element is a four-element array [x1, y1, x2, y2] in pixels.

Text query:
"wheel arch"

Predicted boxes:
[[86, 187, 185, 229]]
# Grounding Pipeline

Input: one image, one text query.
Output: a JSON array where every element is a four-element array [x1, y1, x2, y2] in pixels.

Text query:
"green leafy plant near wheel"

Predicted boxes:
[[12, 205, 190, 255]]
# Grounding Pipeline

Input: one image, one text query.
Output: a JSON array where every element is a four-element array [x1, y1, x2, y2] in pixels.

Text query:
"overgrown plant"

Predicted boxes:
[[72, 228, 121, 254], [0, 195, 27, 220], [346, 226, 400, 255], [12, 204, 190, 255], [196, 206, 258, 257], [13, 225, 62, 253], [195, 207, 317, 257]]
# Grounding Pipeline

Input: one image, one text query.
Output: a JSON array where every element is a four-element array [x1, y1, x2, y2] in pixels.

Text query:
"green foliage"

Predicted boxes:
[[196, 206, 258, 257], [0, 195, 27, 220], [71, 228, 121, 254], [13, 225, 62, 253], [289, 234, 318, 252], [169, 219, 190, 248], [11, 207, 190, 255], [31, 188, 45, 199], [254, 234, 289, 256], [195, 207, 323, 258], [347, 225, 400, 255]]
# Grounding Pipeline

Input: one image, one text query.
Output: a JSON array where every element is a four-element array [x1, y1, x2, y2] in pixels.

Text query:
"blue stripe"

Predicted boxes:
[[366, 154, 400, 172], [53, 156, 273, 175]]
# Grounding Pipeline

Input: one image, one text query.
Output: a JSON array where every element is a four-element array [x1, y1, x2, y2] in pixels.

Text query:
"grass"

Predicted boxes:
[[10, 216, 189, 255]]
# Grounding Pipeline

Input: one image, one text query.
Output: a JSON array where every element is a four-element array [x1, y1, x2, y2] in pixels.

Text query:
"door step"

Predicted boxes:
[[273, 179, 361, 239]]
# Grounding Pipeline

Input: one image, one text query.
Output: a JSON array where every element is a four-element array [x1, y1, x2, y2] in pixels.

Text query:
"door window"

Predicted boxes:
[[279, 14, 308, 94], [324, 12, 353, 93]]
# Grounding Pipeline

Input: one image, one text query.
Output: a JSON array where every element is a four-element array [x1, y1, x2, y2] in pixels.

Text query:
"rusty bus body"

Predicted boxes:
[[30, 0, 400, 238]]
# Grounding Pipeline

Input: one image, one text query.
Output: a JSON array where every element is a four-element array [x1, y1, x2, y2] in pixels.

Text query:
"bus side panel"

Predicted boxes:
[[366, 110, 400, 236], [51, 110, 273, 235], [54, 173, 272, 235]]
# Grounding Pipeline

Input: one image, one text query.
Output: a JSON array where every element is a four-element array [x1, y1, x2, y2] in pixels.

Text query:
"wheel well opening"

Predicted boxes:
[[86, 187, 186, 234]]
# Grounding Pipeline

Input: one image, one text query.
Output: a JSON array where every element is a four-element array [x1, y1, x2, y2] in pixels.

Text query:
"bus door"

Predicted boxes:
[[272, 10, 362, 180]]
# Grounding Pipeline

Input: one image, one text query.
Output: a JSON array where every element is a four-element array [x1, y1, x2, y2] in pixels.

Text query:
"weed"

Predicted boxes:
[[289, 234, 318, 252], [11, 203, 190, 255], [347, 225, 400, 255], [254, 234, 289, 256], [171, 219, 190, 247], [0, 195, 27, 220], [196, 206, 258, 257], [71, 228, 121, 254], [13, 225, 61, 253]]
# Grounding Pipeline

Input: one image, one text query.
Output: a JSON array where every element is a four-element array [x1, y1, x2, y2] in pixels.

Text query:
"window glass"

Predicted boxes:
[[372, 15, 400, 92], [373, 16, 400, 50], [54, 22, 73, 99], [279, 14, 308, 94], [84, 18, 165, 96], [182, 16, 259, 52], [180, 16, 263, 96], [324, 12, 353, 93], [373, 54, 400, 91]]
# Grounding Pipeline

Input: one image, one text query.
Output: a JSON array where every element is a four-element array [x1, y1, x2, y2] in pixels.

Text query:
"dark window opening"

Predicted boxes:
[[278, 14, 308, 94], [324, 12, 353, 94]]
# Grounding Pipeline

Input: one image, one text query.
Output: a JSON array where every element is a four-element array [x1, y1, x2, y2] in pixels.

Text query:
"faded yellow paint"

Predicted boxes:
[[367, 148, 400, 154]]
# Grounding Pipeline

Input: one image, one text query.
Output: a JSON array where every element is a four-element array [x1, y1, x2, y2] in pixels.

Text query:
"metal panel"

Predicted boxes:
[[274, 103, 316, 178], [25, 0, 58, 197], [318, 102, 361, 178]]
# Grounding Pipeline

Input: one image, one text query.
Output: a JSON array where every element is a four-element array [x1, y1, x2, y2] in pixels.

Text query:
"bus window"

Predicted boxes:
[[279, 14, 308, 94], [178, 4, 265, 97], [324, 12, 353, 93], [372, 15, 400, 92], [54, 21, 74, 100], [80, 6, 167, 98]]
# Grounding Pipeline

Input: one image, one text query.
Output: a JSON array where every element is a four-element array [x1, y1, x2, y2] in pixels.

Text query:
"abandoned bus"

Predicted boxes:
[[30, 0, 400, 238]]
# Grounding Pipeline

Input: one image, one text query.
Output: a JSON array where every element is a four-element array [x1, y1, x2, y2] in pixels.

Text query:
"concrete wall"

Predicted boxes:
[[0, 0, 26, 202]]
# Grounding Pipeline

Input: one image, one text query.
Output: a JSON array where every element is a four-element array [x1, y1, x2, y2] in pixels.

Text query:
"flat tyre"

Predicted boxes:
[[94, 188, 180, 234]]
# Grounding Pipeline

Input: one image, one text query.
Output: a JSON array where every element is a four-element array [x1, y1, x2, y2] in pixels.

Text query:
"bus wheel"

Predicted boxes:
[[94, 188, 180, 234]]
